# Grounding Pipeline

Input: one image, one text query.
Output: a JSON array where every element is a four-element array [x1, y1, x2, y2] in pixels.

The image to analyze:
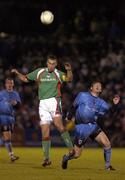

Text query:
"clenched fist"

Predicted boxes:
[[11, 69, 19, 75], [64, 62, 72, 71], [113, 95, 120, 105]]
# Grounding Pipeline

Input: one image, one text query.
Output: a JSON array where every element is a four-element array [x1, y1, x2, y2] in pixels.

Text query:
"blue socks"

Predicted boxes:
[[4, 140, 13, 156], [104, 147, 111, 168]]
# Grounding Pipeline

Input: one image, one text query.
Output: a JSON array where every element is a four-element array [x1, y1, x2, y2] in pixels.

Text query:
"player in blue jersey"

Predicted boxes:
[[62, 81, 120, 170], [0, 78, 21, 162]]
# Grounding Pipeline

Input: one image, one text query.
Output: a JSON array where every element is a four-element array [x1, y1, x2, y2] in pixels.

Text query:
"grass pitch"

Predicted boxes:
[[0, 147, 125, 180]]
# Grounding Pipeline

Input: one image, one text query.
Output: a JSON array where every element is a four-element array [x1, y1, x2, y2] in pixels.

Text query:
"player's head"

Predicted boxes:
[[90, 81, 102, 96], [5, 78, 14, 91], [47, 55, 57, 72]]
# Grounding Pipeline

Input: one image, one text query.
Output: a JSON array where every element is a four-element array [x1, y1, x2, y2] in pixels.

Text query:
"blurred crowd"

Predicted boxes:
[[0, 4, 125, 146]]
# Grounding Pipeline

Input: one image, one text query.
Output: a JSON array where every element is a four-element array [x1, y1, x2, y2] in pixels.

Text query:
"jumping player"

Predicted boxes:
[[11, 55, 74, 167]]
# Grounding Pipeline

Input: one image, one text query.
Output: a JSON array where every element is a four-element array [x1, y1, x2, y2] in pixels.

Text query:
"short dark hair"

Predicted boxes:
[[5, 77, 14, 82], [47, 55, 57, 61], [88, 80, 102, 90], [91, 81, 102, 87]]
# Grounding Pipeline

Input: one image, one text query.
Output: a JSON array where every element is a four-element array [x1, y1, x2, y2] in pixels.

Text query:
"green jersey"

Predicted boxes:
[[27, 68, 66, 100]]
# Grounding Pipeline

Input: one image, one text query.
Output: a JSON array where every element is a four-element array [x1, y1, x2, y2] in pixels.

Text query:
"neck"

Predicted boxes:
[[90, 91, 99, 97], [47, 68, 55, 73], [6, 89, 13, 92]]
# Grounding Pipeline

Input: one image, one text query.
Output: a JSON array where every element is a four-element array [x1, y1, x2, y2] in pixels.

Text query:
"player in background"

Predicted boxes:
[[62, 81, 120, 170], [0, 78, 21, 161], [11, 55, 74, 167]]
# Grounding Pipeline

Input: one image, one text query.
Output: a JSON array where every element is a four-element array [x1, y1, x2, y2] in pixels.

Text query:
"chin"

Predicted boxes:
[[49, 70, 53, 72]]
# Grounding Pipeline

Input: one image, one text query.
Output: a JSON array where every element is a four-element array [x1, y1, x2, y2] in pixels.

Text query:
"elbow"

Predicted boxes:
[[67, 76, 73, 82], [24, 78, 29, 82], [22, 75, 29, 82]]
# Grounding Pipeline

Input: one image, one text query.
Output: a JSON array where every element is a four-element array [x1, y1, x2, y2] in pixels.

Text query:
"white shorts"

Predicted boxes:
[[39, 97, 62, 125]]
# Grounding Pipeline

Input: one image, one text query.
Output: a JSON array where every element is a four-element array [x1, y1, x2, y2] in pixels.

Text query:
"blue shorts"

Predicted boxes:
[[74, 123, 102, 147], [0, 115, 15, 126]]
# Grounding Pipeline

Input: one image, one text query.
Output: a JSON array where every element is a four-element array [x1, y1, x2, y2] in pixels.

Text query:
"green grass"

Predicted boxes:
[[0, 147, 125, 180]]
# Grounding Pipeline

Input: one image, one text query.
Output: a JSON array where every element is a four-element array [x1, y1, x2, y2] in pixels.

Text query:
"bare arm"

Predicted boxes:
[[64, 62, 73, 82], [11, 69, 29, 82]]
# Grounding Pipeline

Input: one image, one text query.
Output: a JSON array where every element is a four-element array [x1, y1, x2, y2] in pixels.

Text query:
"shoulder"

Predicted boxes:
[[76, 92, 88, 99], [55, 69, 64, 75], [0, 90, 6, 94], [35, 68, 45, 74], [27, 68, 43, 75], [37, 68, 46, 76], [54, 69, 65, 82], [0, 90, 4, 93], [98, 98, 109, 109], [13, 90, 19, 95], [78, 91, 89, 97]]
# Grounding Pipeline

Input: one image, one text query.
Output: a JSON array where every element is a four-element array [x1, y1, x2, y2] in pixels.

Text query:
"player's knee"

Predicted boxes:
[[74, 153, 80, 159], [57, 125, 65, 133], [42, 136, 50, 141], [3, 135, 11, 141], [103, 140, 111, 149], [74, 150, 81, 158]]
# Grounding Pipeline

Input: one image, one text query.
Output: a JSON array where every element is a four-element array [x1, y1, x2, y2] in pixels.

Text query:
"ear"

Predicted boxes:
[[55, 61, 57, 66]]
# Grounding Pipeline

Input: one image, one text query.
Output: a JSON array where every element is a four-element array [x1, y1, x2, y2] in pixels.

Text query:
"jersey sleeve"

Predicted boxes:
[[99, 100, 110, 116], [74, 92, 84, 108], [15, 92, 21, 103], [0, 91, 4, 101], [58, 70, 66, 82], [26, 68, 41, 81]]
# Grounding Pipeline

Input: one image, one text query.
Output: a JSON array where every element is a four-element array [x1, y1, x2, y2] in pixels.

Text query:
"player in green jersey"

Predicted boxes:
[[11, 55, 74, 167]]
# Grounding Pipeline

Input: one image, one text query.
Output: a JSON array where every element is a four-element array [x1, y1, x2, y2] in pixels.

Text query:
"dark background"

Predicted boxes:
[[0, 0, 125, 147]]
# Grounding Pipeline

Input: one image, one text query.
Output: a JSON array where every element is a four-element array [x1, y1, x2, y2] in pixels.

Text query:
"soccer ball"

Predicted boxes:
[[40, 10, 54, 25]]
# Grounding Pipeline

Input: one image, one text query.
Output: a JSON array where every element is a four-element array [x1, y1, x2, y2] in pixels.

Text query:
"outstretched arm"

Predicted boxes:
[[64, 62, 73, 82], [11, 69, 29, 82]]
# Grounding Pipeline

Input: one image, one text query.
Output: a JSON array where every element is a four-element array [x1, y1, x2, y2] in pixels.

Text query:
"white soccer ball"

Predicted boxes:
[[40, 10, 54, 25]]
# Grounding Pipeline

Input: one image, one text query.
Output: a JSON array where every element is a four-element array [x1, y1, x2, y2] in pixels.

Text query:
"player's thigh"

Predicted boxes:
[[39, 101, 52, 137], [53, 116, 64, 132], [95, 131, 111, 148], [39, 107, 53, 125], [3, 131, 11, 140], [49, 97, 62, 118], [39, 98, 58, 125]]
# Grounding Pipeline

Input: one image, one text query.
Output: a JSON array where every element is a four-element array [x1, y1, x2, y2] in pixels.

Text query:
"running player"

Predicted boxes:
[[62, 81, 120, 170], [0, 78, 21, 161]]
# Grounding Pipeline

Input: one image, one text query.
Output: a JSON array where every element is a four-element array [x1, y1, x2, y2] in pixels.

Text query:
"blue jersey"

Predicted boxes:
[[74, 92, 110, 124], [0, 90, 21, 122]]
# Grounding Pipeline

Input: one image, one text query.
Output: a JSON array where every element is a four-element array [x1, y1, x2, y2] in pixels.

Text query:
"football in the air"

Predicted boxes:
[[40, 10, 54, 25]]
